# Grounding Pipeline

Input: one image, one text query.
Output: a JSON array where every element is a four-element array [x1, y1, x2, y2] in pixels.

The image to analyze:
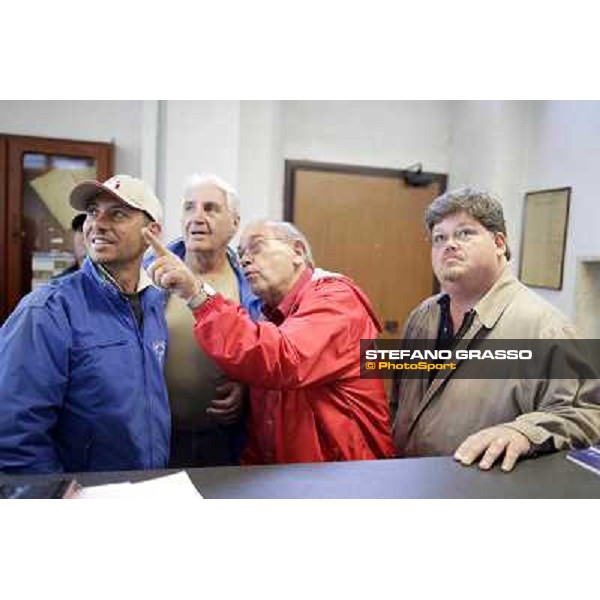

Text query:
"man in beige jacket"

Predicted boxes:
[[392, 187, 600, 471]]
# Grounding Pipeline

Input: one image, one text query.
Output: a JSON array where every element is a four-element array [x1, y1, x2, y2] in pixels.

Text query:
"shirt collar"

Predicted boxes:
[[437, 266, 518, 330], [262, 267, 313, 324], [436, 293, 475, 341], [95, 262, 154, 294]]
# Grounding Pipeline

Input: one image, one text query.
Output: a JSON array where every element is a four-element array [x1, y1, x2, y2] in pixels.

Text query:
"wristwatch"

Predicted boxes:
[[186, 281, 217, 309]]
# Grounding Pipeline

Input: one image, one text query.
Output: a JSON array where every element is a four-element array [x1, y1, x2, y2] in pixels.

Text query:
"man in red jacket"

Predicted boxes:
[[145, 220, 394, 464]]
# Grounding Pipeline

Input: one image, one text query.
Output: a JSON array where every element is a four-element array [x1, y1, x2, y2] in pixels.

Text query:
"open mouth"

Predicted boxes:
[[89, 237, 115, 249], [189, 229, 210, 237]]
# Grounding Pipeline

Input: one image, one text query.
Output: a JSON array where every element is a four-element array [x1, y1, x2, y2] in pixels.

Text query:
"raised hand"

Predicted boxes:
[[143, 228, 199, 302]]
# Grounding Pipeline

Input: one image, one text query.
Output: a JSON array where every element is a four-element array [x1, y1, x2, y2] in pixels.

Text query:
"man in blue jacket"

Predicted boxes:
[[0, 174, 170, 473], [145, 173, 261, 467]]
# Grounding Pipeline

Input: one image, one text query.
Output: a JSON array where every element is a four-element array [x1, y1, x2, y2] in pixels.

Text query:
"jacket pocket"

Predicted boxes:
[[72, 338, 129, 351], [69, 339, 135, 409]]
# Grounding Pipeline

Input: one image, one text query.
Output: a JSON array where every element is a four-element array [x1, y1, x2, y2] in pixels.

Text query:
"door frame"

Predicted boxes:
[[283, 159, 447, 298], [283, 159, 448, 221], [0, 137, 7, 321]]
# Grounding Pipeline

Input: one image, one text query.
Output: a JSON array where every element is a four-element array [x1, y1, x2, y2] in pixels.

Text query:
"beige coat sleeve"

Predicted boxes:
[[503, 337, 600, 450]]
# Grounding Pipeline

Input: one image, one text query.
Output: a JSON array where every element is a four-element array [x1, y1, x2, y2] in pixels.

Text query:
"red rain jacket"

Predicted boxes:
[[191, 269, 395, 464]]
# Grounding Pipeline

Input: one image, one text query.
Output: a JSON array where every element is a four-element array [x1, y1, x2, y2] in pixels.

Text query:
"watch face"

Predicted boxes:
[[202, 282, 217, 296]]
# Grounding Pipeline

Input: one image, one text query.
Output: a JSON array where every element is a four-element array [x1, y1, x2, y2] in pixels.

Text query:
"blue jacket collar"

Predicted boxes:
[[82, 257, 120, 298], [82, 258, 156, 297]]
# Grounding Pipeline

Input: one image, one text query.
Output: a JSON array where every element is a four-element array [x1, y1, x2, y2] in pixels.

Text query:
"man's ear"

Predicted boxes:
[[291, 239, 307, 266], [494, 232, 507, 257], [231, 212, 241, 234], [147, 221, 162, 239]]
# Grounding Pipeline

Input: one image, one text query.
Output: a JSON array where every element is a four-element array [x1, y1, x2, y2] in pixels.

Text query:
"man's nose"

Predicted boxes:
[[444, 235, 459, 250], [240, 253, 252, 268], [88, 212, 109, 230], [190, 204, 208, 220]]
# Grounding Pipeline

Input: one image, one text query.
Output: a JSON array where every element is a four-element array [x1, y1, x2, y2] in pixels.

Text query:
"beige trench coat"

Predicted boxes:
[[392, 268, 600, 456]]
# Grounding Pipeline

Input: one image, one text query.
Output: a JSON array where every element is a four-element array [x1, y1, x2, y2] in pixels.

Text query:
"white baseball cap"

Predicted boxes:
[[70, 174, 163, 222]]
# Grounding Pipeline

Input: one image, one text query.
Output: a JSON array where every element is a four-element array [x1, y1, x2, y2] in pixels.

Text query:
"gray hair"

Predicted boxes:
[[425, 186, 511, 261], [182, 173, 240, 218], [252, 220, 315, 268]]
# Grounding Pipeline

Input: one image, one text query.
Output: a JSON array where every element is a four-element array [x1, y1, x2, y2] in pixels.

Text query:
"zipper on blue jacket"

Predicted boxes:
[[121, 291, 154, 469]]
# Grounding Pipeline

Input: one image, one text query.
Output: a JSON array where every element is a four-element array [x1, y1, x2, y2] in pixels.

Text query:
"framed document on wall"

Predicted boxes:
[[519, 187, 571, 290]]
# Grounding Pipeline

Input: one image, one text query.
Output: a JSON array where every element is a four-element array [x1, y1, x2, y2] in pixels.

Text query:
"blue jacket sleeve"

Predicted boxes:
[[0, 298, 70, 473]]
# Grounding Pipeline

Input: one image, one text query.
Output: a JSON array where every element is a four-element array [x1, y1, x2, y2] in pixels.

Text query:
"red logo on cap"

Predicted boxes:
[[114, 179, 121, 190]]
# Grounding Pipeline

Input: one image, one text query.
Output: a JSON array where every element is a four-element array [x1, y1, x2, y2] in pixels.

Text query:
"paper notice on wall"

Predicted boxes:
[[29, 167, 96, 230], [520, 189, 570, 289], [31, 251, 75, 289]]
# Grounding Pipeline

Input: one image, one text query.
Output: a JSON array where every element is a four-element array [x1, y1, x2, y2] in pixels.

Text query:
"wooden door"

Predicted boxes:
[[285, 161, 446, 339], [1, 134, 113, 323]]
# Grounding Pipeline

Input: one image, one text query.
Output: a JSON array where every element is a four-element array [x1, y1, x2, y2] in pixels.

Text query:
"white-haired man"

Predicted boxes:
[[146, 174, 260, 467], [144, 219, 395, 465]]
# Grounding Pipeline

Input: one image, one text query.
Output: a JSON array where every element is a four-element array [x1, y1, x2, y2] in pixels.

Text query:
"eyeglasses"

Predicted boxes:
[[430, 226, 485, 248], [237, 236, 289, 260]]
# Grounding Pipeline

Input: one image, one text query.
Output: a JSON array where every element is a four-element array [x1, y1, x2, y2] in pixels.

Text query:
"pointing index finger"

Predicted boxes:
[[142, 227, 170, 257]]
